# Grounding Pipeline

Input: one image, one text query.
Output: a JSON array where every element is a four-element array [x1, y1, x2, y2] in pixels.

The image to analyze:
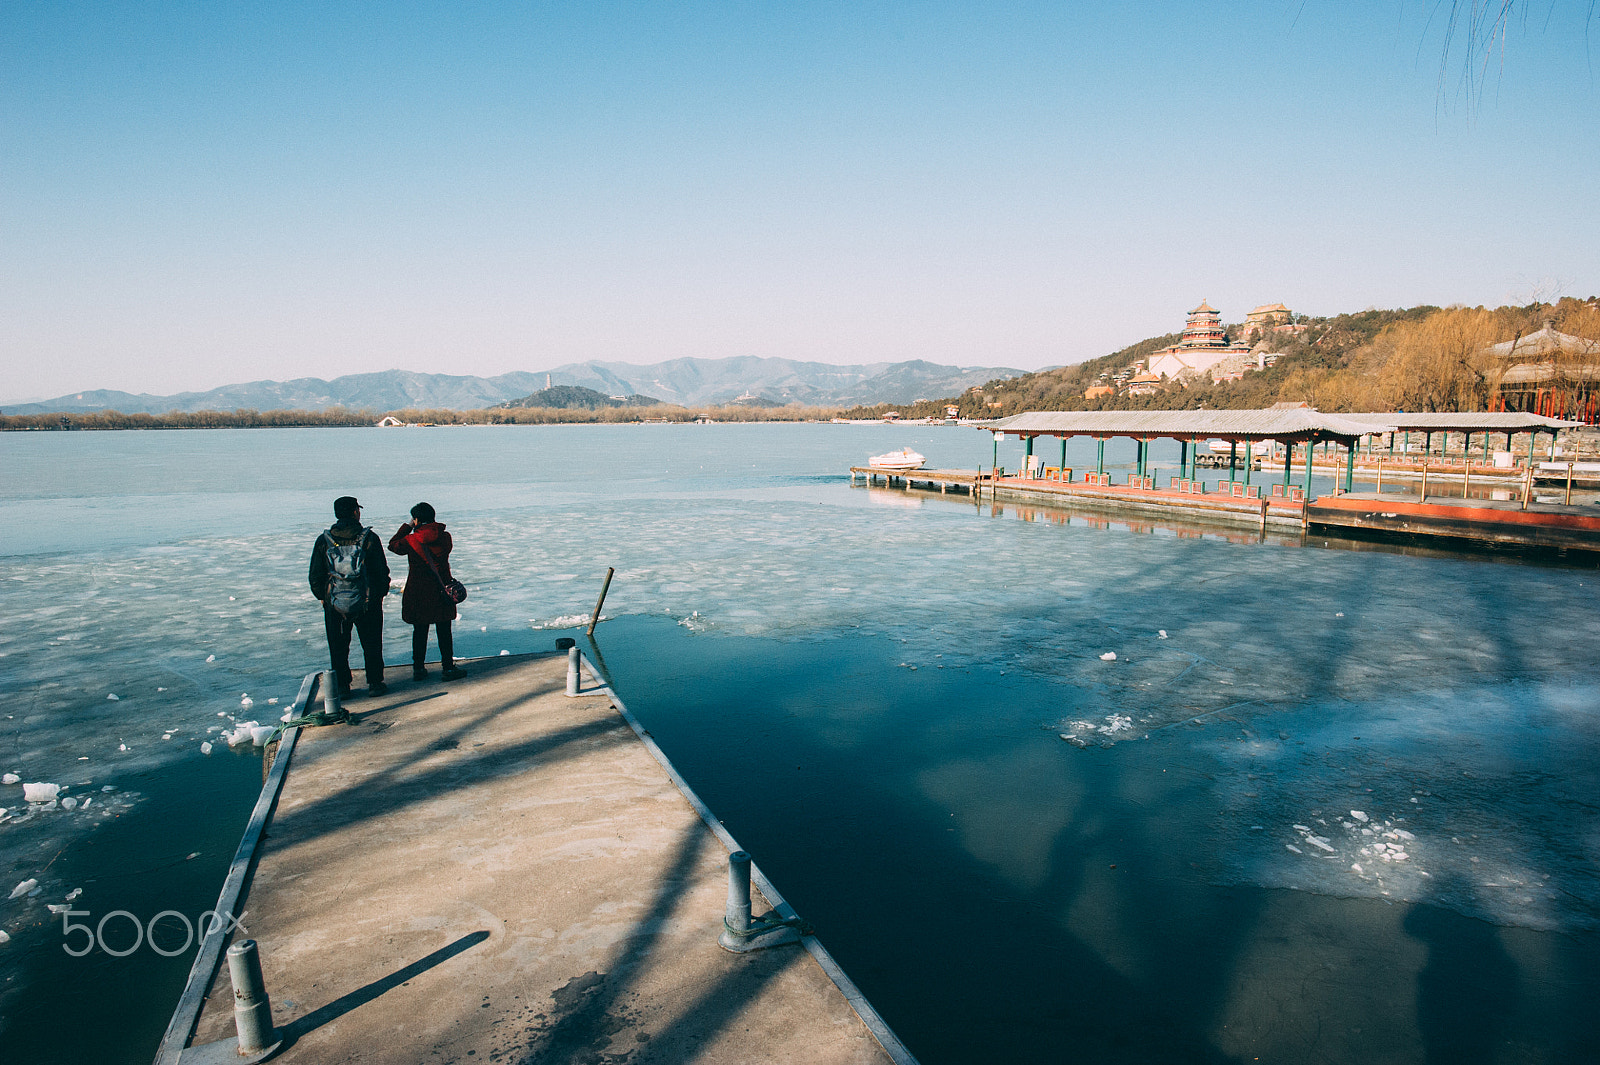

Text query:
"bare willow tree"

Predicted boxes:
[[1438, 1, 1599, 104], [1374, 307, 1508, 410]]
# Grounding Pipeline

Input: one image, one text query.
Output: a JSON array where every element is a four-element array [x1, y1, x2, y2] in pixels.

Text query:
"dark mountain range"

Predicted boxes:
[[6, 358, 1023, 414]]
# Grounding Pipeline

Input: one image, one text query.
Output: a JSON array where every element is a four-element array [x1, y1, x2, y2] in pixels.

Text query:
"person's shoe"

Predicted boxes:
[[367, 681, 389, 696], [440, 666, 467, 681], [412, 666, 429, 681]]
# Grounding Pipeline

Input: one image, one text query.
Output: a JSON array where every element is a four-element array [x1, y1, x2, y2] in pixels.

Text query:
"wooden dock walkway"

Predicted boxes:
[[166, 652, 904, 1065], [1309, 493, 1600, 555], [851, 466, 1310, 529]]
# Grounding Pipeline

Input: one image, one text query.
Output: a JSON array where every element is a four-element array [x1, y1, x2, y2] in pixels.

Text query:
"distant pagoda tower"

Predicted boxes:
[[1180, 299, 1227, 348]]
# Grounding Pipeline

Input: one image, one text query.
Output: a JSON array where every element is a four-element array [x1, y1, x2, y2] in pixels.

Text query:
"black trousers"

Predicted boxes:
[[412, 620, 454, 669], [325, 604, 384, 688]]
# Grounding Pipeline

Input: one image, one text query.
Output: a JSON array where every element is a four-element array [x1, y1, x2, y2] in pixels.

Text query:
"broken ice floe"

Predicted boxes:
[[2, 773, 18, 785], [65, 888, 81, 900], [1099, 652, 1117, 661], [22, 783, 60, 803], [60, 797, 78, 811], [200, 742, 213, 755], [0, 931, 9, 944], [1350, 810, 1369, 822], [9, 878, 38, 900], [1157, 630, 1168, 639], [240, 695, 253, 709], [106, 693, 119, 701], [205, 655, 215, 662]]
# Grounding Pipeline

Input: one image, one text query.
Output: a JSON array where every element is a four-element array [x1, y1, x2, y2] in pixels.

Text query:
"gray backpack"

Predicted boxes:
[[324, 528, 370, 617]]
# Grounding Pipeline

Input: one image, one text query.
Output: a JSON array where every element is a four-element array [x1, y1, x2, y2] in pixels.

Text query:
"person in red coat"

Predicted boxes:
[[388, 502, 467, 681]]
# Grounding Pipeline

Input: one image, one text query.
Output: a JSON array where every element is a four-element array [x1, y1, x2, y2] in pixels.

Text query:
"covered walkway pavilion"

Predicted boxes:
[[1337, 411, 1580, 463], [979, 409, 1395, 495]]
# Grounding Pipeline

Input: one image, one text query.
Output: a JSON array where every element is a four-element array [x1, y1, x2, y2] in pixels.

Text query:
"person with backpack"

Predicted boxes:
[[388, 502, 467, 681], [308, 496, 391, 696]]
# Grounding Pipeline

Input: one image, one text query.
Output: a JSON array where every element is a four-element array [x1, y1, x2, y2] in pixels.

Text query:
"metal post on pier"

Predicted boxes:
[[1566, 462, 1575, 506], [718, 850, 802, 953], [556, 638, 580, 695], [1420, 462, 1429, 501]]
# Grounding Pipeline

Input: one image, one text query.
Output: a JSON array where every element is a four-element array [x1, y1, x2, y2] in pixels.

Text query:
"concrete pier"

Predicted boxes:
[[176, 652, 898, 1064]]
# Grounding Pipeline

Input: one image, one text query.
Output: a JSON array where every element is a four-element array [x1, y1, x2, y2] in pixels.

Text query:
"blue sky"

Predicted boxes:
[[3, 1, 1596, 399]]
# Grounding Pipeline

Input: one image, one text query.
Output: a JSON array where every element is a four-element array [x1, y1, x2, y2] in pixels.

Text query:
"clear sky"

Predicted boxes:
[[3, 1, 1596, 400]]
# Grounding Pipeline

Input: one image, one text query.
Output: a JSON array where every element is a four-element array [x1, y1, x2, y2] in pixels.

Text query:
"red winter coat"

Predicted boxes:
[[388, 522, 458, 625]]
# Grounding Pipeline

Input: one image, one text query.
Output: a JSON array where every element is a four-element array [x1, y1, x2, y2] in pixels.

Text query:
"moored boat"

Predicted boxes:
[[868, 448, 926, 470]]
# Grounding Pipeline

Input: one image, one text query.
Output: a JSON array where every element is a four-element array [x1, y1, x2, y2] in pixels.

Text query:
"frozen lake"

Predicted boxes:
[[1, 423, 1597, 1063]]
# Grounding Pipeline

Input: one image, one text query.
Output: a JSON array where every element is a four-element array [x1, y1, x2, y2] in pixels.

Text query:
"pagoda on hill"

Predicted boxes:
[[1146, 299, 1254, 381], [1179, 300, 1227, 348]]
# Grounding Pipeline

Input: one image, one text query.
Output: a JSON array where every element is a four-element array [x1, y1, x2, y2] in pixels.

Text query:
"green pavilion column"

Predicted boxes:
[[1243, 440, 1252, 489], [1024, 434, 1034, 476], [1229, 440, 1238, 480], [1284, 442, 1293, 486], [1304, 436, 1315, 496], [992, 431, 1000, 471], [1389, 433, 1395, 456], [1483, 434, 1491, 460], [1059, 436, 1068, 479], [1179, 438, 1188, 480], [1096, 437, 1105, 476], [1345, 440, 1356, 491]]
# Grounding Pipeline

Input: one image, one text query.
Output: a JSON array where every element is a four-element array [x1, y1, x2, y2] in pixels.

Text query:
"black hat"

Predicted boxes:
[[334, 496, 361, 520]]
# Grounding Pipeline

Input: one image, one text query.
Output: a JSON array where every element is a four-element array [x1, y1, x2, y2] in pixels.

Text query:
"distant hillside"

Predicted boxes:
[[841, 298, 1600, 420], [499, 385, 661, 410], [6, 357, 1024, 415]]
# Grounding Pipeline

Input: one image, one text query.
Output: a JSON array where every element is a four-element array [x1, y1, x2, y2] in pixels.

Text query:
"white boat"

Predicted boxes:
[[1205, 439, 1273, 457], [867, 448, 926, 471]]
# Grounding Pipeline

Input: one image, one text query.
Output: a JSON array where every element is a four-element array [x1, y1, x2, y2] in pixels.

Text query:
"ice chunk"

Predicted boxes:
[[248, 725, 276, 746], [1335, 612, 1345, 617], [267, 698, 278, 705], [1099, 652, 1117, 661], [79, 798, 90, 809], [9, 878, 38, 899], [1157, 630, 1168, 639], [206, 655, 215, 662], [200, 742, 213, 755], [60, 797, 78, 811], [106, 693, 120, 701], [1285, 844, 1302, 854], [1293, 824, 1310, 832], [23, 782, 60, 803], [480, 625, 486, 631], [1396, 829, 1415, 841], [47, 903, 70, 914], [1306, 836, 1336, 853], [118, 743, 127, 751], [1350, 810, 1368, 822], [101, 785, 116, 792], [240, 695, 253, 709], [1351, 863, 1364, 873], [500, 649, 509, 655], [2, 773, 18, 784], [65, 888, 81, 900]]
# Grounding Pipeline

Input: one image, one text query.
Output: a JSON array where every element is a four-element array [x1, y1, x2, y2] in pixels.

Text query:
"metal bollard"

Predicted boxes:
[[228, 939, 275, 1053], [321, 669, 343, 722], [555, 638, 580, 696], [724, 850, 753, 935], [717, 850, 803, 953]]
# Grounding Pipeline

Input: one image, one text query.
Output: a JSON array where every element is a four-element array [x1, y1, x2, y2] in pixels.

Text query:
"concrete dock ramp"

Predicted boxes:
[[185, 652, 893, 1064]]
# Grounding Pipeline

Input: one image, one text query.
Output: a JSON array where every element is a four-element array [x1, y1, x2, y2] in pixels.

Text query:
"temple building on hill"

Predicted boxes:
[[1146, 300, 1254, 381]]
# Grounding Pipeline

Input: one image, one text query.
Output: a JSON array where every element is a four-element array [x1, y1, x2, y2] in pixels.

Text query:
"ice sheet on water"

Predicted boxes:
[[9, 878, 37, 900]]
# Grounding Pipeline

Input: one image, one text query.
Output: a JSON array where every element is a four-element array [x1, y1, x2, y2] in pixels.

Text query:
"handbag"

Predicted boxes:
[[412, 538, 468, 604]]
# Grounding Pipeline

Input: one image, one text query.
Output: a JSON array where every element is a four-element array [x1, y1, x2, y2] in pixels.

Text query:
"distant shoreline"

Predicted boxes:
[[0, 406, 846, 431]]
